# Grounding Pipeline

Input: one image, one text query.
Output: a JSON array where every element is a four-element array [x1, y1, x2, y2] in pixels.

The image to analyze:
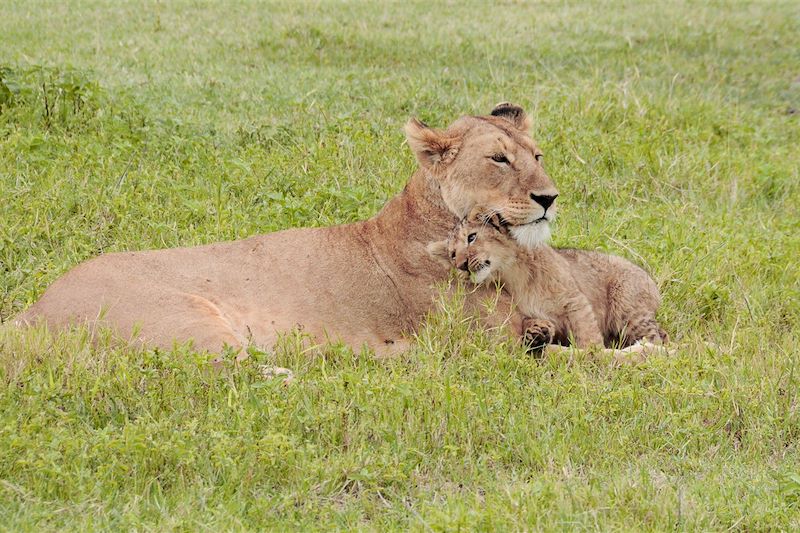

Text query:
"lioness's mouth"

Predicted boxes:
[[503, 215, 550, 227], [522, 215, 551, 226], [507, 215, 553, 248]]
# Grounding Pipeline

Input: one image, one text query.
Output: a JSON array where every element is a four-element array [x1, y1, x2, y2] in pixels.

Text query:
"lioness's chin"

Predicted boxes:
[[510, 221, 551, 249]]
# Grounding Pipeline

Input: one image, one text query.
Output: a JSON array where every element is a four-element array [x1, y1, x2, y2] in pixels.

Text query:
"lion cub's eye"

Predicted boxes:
[[450, 251, 456, 259], [467, 233, 477, 244], [490, 153, 509, 164], [534, 153, 544, 162]]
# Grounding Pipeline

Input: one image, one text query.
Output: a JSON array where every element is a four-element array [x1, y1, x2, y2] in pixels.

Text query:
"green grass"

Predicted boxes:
[[1, 1, 799, 530]]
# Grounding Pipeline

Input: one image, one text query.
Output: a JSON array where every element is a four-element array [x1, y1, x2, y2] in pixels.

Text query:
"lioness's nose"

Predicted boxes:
[[530, 193, 558, 211]]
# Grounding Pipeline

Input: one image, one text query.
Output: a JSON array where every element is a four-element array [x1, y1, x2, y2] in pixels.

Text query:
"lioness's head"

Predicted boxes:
[[406, 102, 558, 248], [428, 212, 517, 285]]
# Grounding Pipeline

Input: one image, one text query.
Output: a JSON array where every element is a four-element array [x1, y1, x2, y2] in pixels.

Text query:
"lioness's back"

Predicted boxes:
[[16, 225, 373, 340]]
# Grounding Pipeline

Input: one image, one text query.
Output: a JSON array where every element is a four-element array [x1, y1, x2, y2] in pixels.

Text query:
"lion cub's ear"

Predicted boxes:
[[487, 213, 510, 235], [404, 118, 460, 169], [426, 240, 453, 268], [466, 205, 499, 224], [468, 207, 509, 235], [467, 206, 491, 224], [490, 102, 531, 131]]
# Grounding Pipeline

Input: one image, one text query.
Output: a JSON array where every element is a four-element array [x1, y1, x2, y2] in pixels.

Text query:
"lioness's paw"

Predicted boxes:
[[624, 341, 673, 356], [609, 341, 673, 365], [259, 365, 295, 385]]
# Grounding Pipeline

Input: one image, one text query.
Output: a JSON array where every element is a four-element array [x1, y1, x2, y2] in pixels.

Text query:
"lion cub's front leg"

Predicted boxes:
[[521, 316, 556, 354], [560, 291, 605, 349]]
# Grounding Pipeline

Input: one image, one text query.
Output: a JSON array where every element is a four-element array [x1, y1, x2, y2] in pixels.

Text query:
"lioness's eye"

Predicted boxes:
[[490, 153, 509, 164], [467, 233, 477, 244], [535, 153, 543, 162]]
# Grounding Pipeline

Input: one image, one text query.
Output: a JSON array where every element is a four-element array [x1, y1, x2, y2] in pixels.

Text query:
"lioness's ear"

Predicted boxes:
[[426, 240, 452, 268], [490, 102, 531, 131], [404, 118, 460, 169]]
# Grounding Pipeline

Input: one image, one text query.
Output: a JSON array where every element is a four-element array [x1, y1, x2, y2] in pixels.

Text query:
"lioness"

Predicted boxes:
[[429, 214, 668, 350], [16, 103, 558, 358]]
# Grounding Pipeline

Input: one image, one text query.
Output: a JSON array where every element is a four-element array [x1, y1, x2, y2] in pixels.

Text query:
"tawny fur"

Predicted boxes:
[[430, 217, 667, 350], [15, 104, 558, 359]]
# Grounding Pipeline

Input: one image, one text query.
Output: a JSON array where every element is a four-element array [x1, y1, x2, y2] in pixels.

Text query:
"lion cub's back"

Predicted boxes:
[[556, 247, 658, 287], [555, 247, 661, 313]]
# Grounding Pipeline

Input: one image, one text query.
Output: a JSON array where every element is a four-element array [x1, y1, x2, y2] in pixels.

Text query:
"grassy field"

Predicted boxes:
[[1, 1, 799, 530]]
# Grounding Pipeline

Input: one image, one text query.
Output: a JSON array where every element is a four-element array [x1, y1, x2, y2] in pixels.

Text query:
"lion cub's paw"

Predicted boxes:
[[258, 365, 295, 385], [522, 317, 556, 354]]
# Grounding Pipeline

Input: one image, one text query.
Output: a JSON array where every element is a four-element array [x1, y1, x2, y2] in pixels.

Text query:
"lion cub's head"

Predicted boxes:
[[406, 103, 558, 248], [428, 211, 518, 285]]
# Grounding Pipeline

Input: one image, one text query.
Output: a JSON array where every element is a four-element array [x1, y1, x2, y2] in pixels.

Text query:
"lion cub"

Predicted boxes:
[[429, 216, 667, 351]]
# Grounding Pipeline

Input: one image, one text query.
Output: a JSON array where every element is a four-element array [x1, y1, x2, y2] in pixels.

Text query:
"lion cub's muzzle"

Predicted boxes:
[[454, 252, 489, 280], [465, 252, 491, 275]]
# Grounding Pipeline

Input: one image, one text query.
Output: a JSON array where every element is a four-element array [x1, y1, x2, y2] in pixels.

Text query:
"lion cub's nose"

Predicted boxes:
[[530, 193, 558, 211], [458, 261, 469, 272]]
